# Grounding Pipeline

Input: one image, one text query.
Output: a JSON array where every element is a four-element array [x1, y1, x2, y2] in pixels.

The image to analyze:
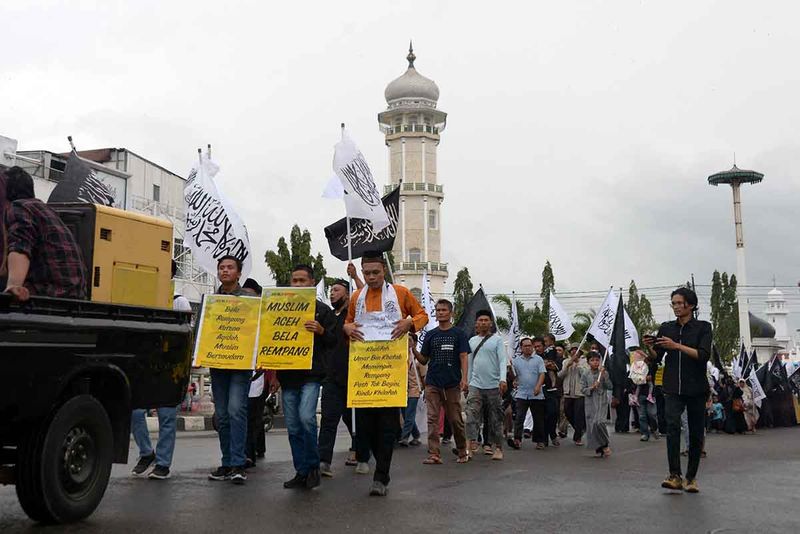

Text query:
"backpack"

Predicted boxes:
[[629, 360, 649, 386]]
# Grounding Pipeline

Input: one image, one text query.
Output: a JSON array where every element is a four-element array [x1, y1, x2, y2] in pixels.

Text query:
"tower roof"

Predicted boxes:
[[767, 287, 784, 299], [384, 42, 440, 104], [708, 164, 764, 186]]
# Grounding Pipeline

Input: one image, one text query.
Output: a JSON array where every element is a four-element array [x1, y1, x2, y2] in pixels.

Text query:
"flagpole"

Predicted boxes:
[[594, 286, 616, 384], [340, 122, 358, 439]]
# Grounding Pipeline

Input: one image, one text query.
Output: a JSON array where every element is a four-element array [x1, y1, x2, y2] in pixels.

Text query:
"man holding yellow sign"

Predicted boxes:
[[269, 265, 336, 491], [344, 252, 428, 497]]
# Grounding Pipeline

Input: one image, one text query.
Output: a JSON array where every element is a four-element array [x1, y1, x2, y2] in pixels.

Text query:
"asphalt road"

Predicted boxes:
[[1, 425, 798, 533]]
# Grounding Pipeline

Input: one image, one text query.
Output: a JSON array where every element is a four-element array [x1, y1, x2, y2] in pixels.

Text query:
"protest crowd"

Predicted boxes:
[[2, 156, 799, 503]]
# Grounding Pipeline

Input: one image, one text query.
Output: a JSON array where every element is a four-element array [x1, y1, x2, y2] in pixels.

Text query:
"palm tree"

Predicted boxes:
[[491, 294, 547, 336], [570, 309, 596, 344]]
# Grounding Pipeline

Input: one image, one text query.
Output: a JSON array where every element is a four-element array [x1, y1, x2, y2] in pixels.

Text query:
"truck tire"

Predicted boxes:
[[19, 395, 114, 523], [15, 422, 50, 522]]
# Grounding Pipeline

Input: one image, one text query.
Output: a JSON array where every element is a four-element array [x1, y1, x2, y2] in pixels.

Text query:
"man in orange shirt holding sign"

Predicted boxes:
[[344, 252, 428, 497]]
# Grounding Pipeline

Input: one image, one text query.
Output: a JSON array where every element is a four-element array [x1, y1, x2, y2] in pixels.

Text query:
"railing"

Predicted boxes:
[[130, 195, 185, 220], [385, 124, 439, 135], [384, 182, 443, 195], [395, 261, 448, 273]]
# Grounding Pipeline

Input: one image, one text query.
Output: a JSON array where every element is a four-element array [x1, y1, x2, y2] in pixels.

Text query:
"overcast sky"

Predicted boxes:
[[2, 0, 798, 332]]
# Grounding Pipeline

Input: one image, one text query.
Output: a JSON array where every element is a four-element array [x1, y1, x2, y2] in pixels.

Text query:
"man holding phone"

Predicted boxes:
[[645, 287, 711, 494]]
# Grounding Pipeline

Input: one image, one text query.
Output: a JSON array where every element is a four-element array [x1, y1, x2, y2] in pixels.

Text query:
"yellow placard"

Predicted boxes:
[[256, 287, 316, 370], [347, 335, 408, 408], [192, 295, 260, 370]]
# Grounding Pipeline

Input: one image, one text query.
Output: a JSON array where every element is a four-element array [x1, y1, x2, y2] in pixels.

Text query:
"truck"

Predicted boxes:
[[0, 204, 193, 523]]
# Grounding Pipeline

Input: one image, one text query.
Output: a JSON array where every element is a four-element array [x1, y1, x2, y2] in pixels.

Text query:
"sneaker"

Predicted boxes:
[[640, 435, 650, 442], [661, 474, 684, 490], [491, 448, 504, 461], [320, 462, 333, 478], [684, 479, 699, 493], [148, 465, 171, 480], [132, 453, 156, 477], [208, 466, 232, 481], [283, 473, 307, 489], [441, 438, 452, 445], [397, 438, 409, 447], [306, 468, 321, 489], [369, 481, 387, 496], [230, 467, 247, 485], [409, 438, 422, 447], [355, 462, 370, 475]]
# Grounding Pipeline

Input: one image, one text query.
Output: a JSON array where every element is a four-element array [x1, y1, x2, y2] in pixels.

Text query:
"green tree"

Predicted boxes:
[[711, 271, 740, 362], [540, 261, 555, 320], [492, 294, 548, 336], [452, 267, 474, 323], [627, 280, 656, 337], [265, 224, 328, 287], [570, 309, 596, 344]]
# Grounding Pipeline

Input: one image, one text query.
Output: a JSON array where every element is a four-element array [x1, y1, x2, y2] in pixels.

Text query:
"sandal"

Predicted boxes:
[[483, 445, 494, 455], [602, 447, 612, 457], [535, 443, 545, 450], [456, 454, 470, 464], [423, 455, 443, 465]]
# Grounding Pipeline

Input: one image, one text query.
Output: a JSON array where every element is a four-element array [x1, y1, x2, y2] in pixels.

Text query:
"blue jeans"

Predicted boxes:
[[283, 381, 321, 476], [638, 395, 658, 438], [210, 368, 251, 467], [131, 407, 177, 467], [400, 397, 421, 441]]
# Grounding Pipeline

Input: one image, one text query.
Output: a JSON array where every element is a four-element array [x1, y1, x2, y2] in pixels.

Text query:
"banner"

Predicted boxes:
[[184, 153, 252, 279], [347, 335, 408, 408], [256, 287, 316, 370], [548, 293, 574, 341], [192, 295, 260, 369], [332, 129, 390, 232], [324, 187, 399, 261]]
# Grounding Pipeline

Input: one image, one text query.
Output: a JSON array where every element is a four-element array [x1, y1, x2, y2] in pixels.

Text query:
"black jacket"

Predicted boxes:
[[654, 318, 712, 397], [324, 307, 349, 387], [277, 299, 337, 389]]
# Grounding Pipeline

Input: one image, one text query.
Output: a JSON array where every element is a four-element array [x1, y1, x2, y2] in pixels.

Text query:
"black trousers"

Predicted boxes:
[[317, 382, 354, 465], [544, 394, 561, 441], [355, 407, 401, 485], [614, 386, 630, 432], [514, 399, 545, 442], [563, 397, 586, 441], [246, 394, 265, 462], [655, 386, 667, 433], [665, 393, 705, 480]]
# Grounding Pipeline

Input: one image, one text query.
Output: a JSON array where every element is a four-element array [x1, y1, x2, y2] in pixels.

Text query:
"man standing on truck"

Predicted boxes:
[[3, 166, 86, 301], [271, 264, 336, 490], [207, 255, 251, 485]]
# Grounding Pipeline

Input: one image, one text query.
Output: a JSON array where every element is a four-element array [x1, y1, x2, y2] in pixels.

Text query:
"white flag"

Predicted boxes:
[[749, 366, 766, 407], [587, 289, 618, 348], [508, 293, 522, 358], [333, 130, 390, 232], [548, 293, 574, 341], [417, 272, 438, 351], [184, 153, 252, 279], [623, 307, 640, 349], [321, 174, 345, 199], [316, 279, 330, 306]]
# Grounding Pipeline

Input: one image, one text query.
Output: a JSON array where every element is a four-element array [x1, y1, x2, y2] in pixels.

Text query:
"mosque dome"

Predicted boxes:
[[384, 44, 440, 104], [749, 312, 776, 339]]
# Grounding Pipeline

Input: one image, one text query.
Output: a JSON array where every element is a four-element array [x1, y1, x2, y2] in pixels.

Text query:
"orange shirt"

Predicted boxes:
[[345, 284, 428, 332]]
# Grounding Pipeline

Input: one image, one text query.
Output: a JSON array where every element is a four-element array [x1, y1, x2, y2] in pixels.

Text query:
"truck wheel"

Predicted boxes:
[[15, 422, 51, 522], [29, 395, 113, 523]]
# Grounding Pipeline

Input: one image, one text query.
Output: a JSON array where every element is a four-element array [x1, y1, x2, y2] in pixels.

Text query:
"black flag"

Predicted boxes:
[[48, 151, 115, 206], [607, 294, 629, 388], [712, 344, 726, 375], [743, 349, 759, 380], [787, 366, 800, 396], [455, 287, 498, 338], [324, 187, 399, 261]]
